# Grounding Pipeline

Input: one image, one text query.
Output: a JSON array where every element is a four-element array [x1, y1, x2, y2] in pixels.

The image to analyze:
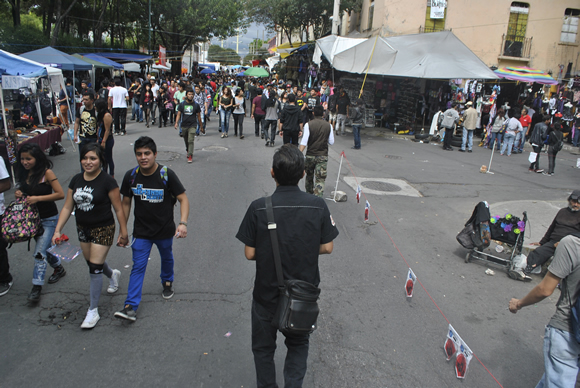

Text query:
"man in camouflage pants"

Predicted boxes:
[[299, 105, 335, 197]]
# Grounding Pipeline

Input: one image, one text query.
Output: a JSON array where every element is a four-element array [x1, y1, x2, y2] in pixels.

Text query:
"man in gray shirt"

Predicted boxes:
[[509, 234, 580, 386], [441, 102, 460, 151]]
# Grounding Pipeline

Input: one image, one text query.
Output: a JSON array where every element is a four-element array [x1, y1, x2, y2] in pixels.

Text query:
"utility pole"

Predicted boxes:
[[236, 34, 239, 54], [332, 0, 341, 35], [148, 0, 152, 54]]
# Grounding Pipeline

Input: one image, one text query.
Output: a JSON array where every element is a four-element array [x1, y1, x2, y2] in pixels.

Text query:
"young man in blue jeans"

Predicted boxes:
[[114, 136, 189, 321]]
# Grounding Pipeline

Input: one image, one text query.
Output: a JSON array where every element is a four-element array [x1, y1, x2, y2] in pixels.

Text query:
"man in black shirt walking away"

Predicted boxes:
[[236, 144, 339, 387]]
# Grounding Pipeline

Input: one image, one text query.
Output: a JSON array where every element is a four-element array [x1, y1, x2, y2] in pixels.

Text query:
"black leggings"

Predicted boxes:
[[103, 137, 115, 177], [233, 113, 244, 136], [547, 146, 558, 174]]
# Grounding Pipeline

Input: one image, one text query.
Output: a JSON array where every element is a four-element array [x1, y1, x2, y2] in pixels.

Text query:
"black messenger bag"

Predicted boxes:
[[265, 196, 320, 335]]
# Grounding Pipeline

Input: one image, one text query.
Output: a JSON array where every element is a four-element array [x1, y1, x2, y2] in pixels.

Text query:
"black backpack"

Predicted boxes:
[[553, 131, 564, 153]]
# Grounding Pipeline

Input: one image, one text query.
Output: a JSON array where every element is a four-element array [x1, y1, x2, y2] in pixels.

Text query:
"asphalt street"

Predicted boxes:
[[1, 112, 579, 388]]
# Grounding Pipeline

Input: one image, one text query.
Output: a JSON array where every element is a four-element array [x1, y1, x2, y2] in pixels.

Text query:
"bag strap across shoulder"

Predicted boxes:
[[265, 196, 285, 289]]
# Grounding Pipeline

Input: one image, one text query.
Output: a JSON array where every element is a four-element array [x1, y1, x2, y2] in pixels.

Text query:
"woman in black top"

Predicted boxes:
[[95, 99, 114, 178], [140, 84, 154, 127], [53, 143, 128, 329], [219, 86, 234, 138], [545, 122, 564, 176], [15, 144, 65, 303]]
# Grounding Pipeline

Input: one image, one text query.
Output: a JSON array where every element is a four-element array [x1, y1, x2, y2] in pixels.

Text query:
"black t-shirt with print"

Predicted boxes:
[[120, 164, 186, 240], [69, 171, 118, 227], [337, 94, 351, 115], [178, 101, 201, 128], [76, 106, 98, 139]]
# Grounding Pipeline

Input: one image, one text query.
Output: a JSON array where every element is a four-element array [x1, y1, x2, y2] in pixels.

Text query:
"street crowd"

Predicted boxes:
[[2, 69, 580, 388]]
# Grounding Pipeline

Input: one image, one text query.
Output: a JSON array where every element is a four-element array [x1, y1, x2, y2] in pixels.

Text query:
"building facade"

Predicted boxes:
[[341, 0, 580, 78]]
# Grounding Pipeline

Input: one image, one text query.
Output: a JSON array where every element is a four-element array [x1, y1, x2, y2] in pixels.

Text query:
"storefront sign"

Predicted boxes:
[[430, 0, 446, 19]]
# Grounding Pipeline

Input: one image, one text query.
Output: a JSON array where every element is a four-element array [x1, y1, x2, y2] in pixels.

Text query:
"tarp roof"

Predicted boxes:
[[199, 63, 216, 70], [93, 53, 151, 63], [315, 31, 498, 79], [0, 49, 47, 77], [152, 63, 170, 71], [81, 54, 124, 70], [20, 47, 93, 71], [72, 54, 110, 70], [123, 62, 141, 72]]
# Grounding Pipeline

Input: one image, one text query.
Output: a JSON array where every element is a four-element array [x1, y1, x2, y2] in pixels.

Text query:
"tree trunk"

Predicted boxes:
[[7, 0, 21, 28], [94, 0, 108, 48], [50, 0, 79, 46]]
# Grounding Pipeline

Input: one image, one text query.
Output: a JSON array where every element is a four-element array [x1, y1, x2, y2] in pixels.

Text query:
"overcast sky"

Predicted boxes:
[[211, 22, 275, 57]]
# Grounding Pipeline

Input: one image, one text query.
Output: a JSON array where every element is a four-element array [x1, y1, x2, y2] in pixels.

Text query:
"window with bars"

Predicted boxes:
[[562, 8, 580, 43], [503, 2, 529, 57]]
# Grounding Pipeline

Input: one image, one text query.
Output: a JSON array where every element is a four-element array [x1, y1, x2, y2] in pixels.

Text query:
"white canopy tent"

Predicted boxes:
[[265, 55, 281, 71], [152, 64, 170, 71], [314, 31, 498, 79], [123, 62, 141, 72]]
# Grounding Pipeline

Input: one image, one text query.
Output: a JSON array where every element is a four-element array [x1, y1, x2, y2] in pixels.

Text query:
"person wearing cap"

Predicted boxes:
[[459, 101, 478, 152], [524, 190, 580, 275]]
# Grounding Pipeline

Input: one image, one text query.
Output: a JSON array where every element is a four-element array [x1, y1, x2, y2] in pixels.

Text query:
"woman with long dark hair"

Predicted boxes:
[[53, 143, 128, 329], [219, 86, 233, 138], [15, 143, 65, 302], [232, 88, 246, 139], [95, 98, 114, 178], [140, 83, 154, 128]]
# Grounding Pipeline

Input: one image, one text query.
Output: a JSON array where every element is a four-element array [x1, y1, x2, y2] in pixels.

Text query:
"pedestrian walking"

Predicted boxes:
[[53, 143, 128, 329], [335, 87, 350, 136], [232, 89, 246, 139], [528, 115, 549, 173], [544, 122, 564, 176], [262, 89, 279, 147], [515, 107, 531, 153], [487, 108, 506, 151], [140, 84, 154, 128], [349, 98, 365, 150], [108, 78, 129, 136], [236, 144, 339, 387], [440, 102, 460, 151], [509, 234, 580, 387], [193, 85, 208, 136], [252, 89, 265, 138], [129, 78, 143, 122], [15, 144, 66, 302], [460, 101, 477, 152], [95, 99, 115, 178], [279, 94, 303, 145], [150, 77, 159, 125], [74, 92, 98, 168], [156, 87, 169, 128], [299, 105, 334, 197], [114, 137, 189, 322], [175, 89, 202, 163], [219, 86, 233, 138]]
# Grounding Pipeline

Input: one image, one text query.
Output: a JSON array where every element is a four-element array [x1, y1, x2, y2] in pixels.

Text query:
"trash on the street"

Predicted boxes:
[[480, 165, 487, 173], [331, 191, 347, 202], [124, 265, 130, 268], [485, 269, 495, 276], [224, 331, 232, 337], [495, 245, 504, 253]]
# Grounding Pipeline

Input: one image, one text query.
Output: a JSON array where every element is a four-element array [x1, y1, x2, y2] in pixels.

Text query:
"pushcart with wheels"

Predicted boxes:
[[465, 211, 528, 280]]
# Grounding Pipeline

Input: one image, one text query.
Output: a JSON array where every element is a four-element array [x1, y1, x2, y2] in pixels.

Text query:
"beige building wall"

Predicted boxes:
[[347, 0, 580, 77]]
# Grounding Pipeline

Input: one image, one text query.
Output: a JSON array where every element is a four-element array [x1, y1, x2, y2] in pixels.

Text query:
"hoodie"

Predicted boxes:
[[280, 104, 302, 132]]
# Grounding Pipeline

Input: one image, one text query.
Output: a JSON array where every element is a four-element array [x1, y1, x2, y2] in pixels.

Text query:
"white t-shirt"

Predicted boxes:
[[0, 157, 9, 215], [151, 84, 160, 100], [109, 86, 129, 108], [299, 122, 335, 146]]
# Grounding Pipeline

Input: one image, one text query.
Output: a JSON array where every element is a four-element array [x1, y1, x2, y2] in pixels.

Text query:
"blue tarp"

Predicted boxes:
[[0, 49, 47, 77], [20, 47, 92, 71], [200, 68, 215, 74], [92, 53, 152, 63], [81, 54, 124, 70], [199, 63, 216, 70]]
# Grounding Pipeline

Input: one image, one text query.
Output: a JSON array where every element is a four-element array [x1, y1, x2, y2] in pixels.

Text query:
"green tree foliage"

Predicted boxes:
[[245, 0, 363, 45], [207, 44, 241, 65]]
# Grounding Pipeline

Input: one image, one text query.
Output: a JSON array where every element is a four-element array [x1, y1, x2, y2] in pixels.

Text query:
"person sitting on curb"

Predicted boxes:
[[525, 190, 580, 275]]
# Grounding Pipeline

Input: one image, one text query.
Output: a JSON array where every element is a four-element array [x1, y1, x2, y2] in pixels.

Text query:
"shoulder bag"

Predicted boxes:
[[265, 196, 321, 335]]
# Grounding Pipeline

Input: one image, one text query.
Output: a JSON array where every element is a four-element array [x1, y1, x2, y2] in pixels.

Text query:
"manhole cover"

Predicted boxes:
[[361, 181, 402, 192], [385, 155, 402, 160], [202, 145, 229, 151], [155, 151, 181, 161]]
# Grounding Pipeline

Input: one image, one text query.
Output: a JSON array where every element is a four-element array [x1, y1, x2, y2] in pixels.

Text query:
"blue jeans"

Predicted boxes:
[[220, 108, 231, 134], [515, 131, 525, 152], [131, 101, 142, 121], [32, 215, 60, 286], [196, 109, 205, 135], [352, 124, 362, 149], [488, 132, 503, 150], [572, 127, 579, 147], [462, 129, 474, 150], [252, 300, 310, 388], [501, 133, 516, 155], [536, 326, 580, 388], [125, 237, 174, 310]]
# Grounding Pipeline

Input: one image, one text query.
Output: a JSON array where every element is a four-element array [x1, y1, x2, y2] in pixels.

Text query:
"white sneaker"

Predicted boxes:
[[107, 269, 121, 294], [80, 308, 100, 329]]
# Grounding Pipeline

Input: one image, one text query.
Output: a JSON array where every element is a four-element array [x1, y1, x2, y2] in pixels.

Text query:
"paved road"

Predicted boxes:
[[1, 114, 578, 387]]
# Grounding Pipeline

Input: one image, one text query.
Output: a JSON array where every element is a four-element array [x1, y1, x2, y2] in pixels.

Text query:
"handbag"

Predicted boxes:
[[265, 196, 321, 335]]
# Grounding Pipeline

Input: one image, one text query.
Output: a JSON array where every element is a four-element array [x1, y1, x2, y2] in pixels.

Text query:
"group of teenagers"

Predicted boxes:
[[0, 136, 190, 329]]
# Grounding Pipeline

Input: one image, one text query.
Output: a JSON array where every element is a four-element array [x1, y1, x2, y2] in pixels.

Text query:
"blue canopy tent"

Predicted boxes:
[[21, 47, 93, 123], [92, 53, 152, 63], [0, 50, 48, 78], [199, 63, 216, 70], [200, 68, 215, 74], [81, 54, 124, 70]]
